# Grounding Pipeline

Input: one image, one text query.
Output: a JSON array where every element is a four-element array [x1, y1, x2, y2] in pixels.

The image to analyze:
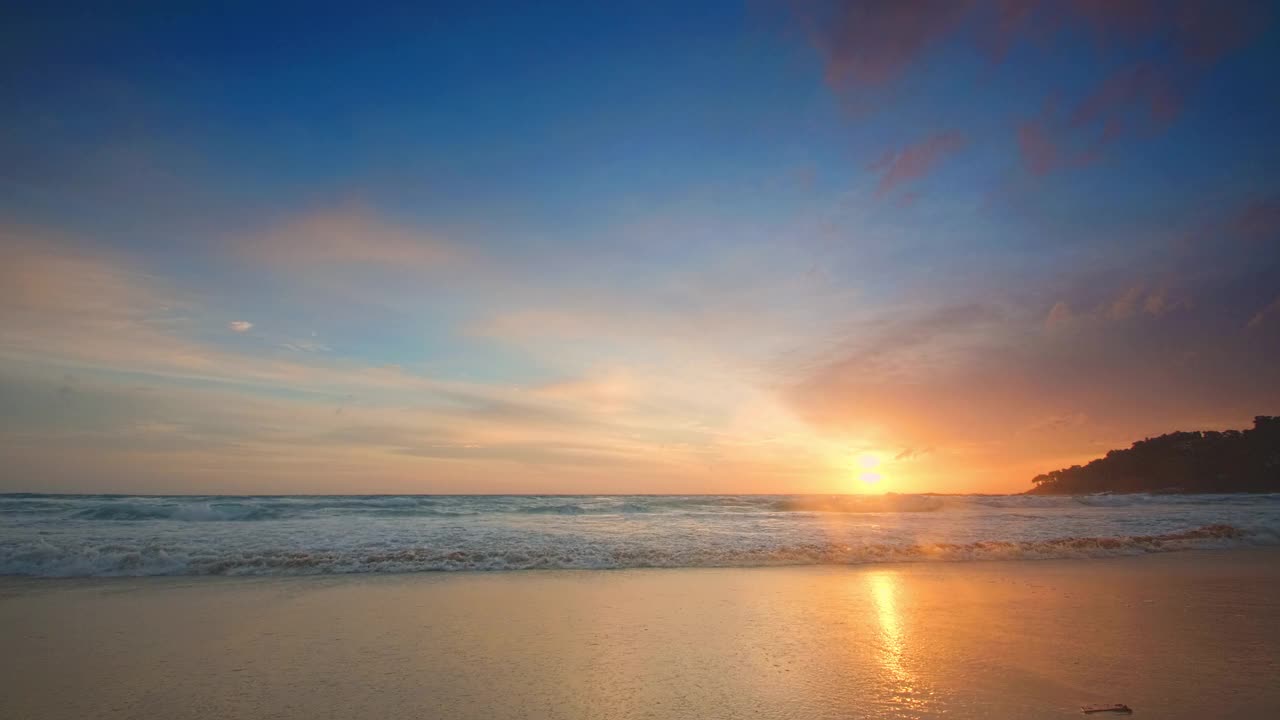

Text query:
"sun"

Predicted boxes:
[[856, 453, 885, 486]]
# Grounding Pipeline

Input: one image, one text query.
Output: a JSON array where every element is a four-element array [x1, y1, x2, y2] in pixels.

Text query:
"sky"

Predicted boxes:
[[2, 1, 1279, 495]]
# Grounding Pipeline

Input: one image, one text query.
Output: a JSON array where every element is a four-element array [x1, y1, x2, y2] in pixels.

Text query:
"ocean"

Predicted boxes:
[[2, 493, 1278, 577]]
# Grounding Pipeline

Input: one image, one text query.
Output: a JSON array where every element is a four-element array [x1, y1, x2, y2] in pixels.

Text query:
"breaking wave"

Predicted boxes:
[[4, 493, 1278, 578], [0, 524, 1269, 577], [769, 495, 944, 513], [5, 493, 1279, 522]]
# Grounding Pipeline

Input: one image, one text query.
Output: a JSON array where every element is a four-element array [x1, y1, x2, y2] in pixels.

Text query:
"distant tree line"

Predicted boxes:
[[1027, 416, 1280, 494]]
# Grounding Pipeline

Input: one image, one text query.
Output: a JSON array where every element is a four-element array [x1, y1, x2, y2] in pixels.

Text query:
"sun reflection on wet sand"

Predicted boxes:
[[866, 570, 935, 715]]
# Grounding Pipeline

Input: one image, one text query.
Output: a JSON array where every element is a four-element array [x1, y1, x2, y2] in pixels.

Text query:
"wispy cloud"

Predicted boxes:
[[801, 0, 967, 97], [1043, 285, 1189, 333], [279, 340, 331, 353], [870, 131, 967, 197], [1043, 300, 1073, 330], [1247, 296, 1280, 330], [0, 219, 860, 493], [799, 1, 1269, 102], [796, 1, 1270, 180], [239, 208, 456, 270], [1017, 112, 1061, 177], [894, 446, 933, 461]]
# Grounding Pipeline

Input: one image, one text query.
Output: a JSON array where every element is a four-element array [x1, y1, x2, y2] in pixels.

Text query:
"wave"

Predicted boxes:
[[71, 502, 286, 522], [2, 494, 949, 520], [971, 495, 1072, 508], [1, 524, 1270, 577], [5, 492, 1280, 523], [769, 495, 945, 513], [3, 496, 475, 521], [515, 503, 589, 515]]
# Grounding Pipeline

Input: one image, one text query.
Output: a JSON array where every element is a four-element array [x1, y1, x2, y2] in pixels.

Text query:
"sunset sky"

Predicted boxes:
[[2, 1, 1279, 495]]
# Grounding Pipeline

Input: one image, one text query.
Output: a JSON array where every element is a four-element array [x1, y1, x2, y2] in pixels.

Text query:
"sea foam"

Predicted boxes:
[[2, 493, 1278, 577]]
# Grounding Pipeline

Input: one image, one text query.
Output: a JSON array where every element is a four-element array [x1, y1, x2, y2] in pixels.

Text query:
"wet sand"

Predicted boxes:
[[2, 549, 1278, 719]]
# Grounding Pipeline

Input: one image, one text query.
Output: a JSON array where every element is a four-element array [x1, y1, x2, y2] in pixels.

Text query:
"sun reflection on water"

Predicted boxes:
[[866, 571, 933, 714]]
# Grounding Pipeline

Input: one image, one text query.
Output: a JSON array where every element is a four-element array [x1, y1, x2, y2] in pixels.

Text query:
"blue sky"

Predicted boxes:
[[2, 1, 1278, 494]]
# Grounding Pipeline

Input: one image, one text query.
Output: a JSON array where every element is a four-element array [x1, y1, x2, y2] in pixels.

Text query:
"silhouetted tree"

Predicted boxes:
[[1026, 416, 1280, 494]]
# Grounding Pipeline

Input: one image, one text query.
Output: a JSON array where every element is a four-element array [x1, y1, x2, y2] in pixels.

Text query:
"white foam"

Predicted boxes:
[[3, 493, 1279, 577]]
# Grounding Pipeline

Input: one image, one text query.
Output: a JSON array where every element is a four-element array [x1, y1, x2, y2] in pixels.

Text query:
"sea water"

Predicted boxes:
[[2, 493, 1278, 576]]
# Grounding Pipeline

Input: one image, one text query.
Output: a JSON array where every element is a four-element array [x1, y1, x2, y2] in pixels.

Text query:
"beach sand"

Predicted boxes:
[[2, 549, 1278, 719]]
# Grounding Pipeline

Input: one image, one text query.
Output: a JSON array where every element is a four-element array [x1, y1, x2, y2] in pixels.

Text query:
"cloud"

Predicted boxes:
[[1007, 2, 1269, 177], [240, 208, 455, 270], [394, 440, 655, 469], [2, 222, 847, 493], [4, 187, 1274, 495], [1229, 195, 1280, 247], [1017, 115, 1060, 177], [1172, 0, 1270, 61], [894, 446, 933, 461], [0, 226, 195, 375], [789, 301, 1008, 406], [1143, 290, 1173, 316], [981, 0, 1040, 61], [801, 0, 969, 96], [1045, 301, 1073, 330], [798, 1, 1269, 102], [0, 227, 175, 325], [1247, 297, 1280, 330], [530, 370, 639, 415], [1071, 63, 1181, 131], [279, 340, 330, 353], [870, 131, 967, 196], [794, 1, 1271, 179], [1046, 287, 1187, 331], [780, 217, 1280, 488], [1106, 286, 1146, 321], [1014, 66, 1180, 178], [1067, 0, 1161, 39], [0, 224, 451, 394]]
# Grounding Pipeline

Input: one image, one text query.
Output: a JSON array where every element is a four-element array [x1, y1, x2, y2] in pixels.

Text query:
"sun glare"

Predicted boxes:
[[854, 453, 886, 488]]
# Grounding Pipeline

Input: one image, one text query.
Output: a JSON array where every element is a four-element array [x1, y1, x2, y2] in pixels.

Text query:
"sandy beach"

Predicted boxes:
[[2, 549, 1277, 719]]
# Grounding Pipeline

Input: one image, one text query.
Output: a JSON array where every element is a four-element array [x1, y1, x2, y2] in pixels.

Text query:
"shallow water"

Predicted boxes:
[[3, 553, 1279, 719]]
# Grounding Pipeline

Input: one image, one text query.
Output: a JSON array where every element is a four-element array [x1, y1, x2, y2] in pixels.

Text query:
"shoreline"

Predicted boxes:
[[1, 543, 1276, 585], [1, 531, 1272, 580], [4, 548, 1278, 719]]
